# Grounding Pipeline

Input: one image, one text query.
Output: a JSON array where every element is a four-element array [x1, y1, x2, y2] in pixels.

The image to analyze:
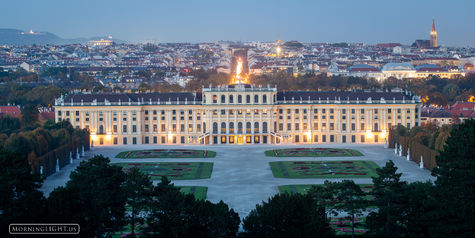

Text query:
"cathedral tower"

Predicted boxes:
[[430, 17, 438, 48]]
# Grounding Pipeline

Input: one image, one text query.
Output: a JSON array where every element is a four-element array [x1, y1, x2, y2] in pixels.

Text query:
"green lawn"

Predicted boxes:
[[116, 149, 216, 158], [117, 162, 213, 180], [279, 184, 374, 195], [270, 160, 379, 178], [179, 186, 208, 200], [265, 148, 363, 157]]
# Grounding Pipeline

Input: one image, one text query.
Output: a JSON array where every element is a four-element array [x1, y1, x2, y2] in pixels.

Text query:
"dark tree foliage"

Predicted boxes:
[[21, 104, 39, 127], [0, 150, 46, 237], [0, 116, 21, 134], [144, 176, 240, 238], [366, 160, 407, 237], [241, 193, 334, 238], [327, 180, 367, 238], [124, 167, 153, 237], [48, 155, 127, 237], [431, 119, 475, 236], [403, 181, 437, 238]]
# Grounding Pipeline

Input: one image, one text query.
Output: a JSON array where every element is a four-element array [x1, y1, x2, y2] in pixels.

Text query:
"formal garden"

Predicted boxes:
[[265, 148, 363, 157], [278, 184, 373, 195], [117, 162, 213, 180], [270, 160, 379, 178], [330, 217, 367, 236], [116, 149, 216, 158]]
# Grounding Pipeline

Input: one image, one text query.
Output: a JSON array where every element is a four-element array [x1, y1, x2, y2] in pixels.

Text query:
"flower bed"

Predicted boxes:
[[265, 148, 363, 157], [116, 149, 216, 158], [278, 184, 375, 207], [270, 160, 379, 178], [329, 217, 367, 235], [116, 162, 213, 180]]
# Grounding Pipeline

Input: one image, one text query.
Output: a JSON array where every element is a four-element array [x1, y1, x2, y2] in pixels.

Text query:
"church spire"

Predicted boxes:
[[430, 17, 438, 48]]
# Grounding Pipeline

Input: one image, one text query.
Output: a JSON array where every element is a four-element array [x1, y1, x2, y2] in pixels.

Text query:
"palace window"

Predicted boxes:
[[229, 122, 234, 133], [221, 122, 226, 133]]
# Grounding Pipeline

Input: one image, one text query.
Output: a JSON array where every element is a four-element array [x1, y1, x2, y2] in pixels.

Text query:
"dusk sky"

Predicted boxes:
[[2, 0, 474, 46]]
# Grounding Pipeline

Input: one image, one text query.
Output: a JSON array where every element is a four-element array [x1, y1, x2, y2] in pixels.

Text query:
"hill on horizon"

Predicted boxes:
[[0, 28, 126, 46]]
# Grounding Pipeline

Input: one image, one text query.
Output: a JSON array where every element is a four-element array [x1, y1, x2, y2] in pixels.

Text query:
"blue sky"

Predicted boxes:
[[2, 0, 474, 46]]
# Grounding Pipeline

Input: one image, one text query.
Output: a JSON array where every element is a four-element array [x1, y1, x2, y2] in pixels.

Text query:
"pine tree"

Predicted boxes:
[[124, 167, 153, 237], [366, 160, 407, 237], [431, 119, 475, 236], [241, 193, 334, 238]]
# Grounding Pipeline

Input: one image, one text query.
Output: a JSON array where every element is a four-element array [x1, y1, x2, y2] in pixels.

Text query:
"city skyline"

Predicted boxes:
[[2, 0, 475, 47]]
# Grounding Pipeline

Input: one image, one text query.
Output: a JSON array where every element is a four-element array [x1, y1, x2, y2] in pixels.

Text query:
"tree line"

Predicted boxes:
[[0, 118, 89, 161]]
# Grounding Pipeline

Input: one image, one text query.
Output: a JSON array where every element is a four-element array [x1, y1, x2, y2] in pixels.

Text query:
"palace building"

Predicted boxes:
[[54, 84, 421, 146]]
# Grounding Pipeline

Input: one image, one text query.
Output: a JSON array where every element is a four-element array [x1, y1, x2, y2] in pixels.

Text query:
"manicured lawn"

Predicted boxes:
[[330, 217, 367, 236], [278, 184, 374, 195], [116, 149, 216, 158], [179, 186, 208, 200], [269, 160, 379, 178], [117, 162, 213, 180], [265, 148, 363, 157]]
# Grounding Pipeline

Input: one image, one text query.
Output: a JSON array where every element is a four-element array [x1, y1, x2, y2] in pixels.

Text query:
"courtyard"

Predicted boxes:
[[40, 144, 435, 219]]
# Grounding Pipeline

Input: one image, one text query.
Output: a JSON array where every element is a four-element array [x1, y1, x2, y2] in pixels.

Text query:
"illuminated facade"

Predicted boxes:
[[55, 86, 421, 146]]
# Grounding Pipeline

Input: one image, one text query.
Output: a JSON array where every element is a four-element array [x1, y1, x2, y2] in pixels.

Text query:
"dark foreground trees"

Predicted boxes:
[[241, 193, 335, 238], [48, 155, 127, 237], [431, 119, 475, 236], [0, 150, 46, 237], [144, 176, 240, 238]]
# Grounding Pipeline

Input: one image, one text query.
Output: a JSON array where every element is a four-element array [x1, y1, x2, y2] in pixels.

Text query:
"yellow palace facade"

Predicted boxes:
[[54, 84, 421, 146]]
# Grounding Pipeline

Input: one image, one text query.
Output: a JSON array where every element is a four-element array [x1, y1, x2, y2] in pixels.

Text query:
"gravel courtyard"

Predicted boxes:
[[41, 144, 434, 218]]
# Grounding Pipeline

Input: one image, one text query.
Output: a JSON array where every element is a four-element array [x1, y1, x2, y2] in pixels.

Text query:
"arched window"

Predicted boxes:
[[203, 122, 206, 133], [99, 125, 104, 134], [238, 122, 243, 133], [254, 122, 259, 133], [213, 122, 218, 133], [263, 95, 267, 103], [229, 95, 234, 103], [229, 122, 234, 134], [263, 122, 268, 133], [203, 95, 206, 103], [246, 122, 251, 133], [221, 95, 225, 104], [212, 95, 217, 103], [254, 95, 259, 103], [221, 122, 226, 133], [238, 95, 242, 103], [246, 95, 251, 104]]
